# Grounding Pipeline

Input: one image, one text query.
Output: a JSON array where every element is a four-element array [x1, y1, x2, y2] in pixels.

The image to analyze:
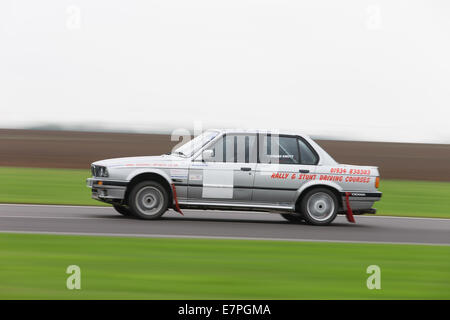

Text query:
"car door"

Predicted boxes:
[[188, 133, 257, 204], [252, 134, 319, 207]]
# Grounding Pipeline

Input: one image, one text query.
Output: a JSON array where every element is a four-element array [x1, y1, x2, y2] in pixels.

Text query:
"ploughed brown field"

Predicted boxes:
[[0, 129, 449, 181]]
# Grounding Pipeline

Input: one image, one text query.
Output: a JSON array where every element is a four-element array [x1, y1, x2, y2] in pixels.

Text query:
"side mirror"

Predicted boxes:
[[202, 149, 214, 162]]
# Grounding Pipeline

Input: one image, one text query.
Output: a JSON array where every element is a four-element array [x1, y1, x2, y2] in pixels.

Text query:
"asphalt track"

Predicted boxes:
[[0, 204, 449, 245]]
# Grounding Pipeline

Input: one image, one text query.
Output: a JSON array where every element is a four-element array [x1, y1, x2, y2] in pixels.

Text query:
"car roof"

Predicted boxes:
[[210, 128, 310, 138]]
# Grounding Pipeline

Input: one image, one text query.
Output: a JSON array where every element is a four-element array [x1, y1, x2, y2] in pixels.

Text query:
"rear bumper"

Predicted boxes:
[[340, 191, 381, 214], [86, 178, 127, 203], [340, 191, 382, 201]]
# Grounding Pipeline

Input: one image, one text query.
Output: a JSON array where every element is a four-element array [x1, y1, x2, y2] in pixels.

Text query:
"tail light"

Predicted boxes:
[[375, 176, 380, 188]]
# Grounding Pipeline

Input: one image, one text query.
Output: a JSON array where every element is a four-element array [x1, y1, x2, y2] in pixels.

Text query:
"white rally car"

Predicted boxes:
[[87, 129, 382, 225]]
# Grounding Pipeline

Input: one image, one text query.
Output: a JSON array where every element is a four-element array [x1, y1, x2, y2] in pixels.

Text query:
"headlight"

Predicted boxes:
[[99, 166, 109, 177], [91, 165, 109, 177]]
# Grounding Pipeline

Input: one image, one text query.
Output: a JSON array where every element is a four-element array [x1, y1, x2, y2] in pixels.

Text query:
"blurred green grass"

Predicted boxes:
[[376, 179, 450, 218], [0, 233, 448, 299], [0, 167, 101, 206], [0, 166, 449, 218]]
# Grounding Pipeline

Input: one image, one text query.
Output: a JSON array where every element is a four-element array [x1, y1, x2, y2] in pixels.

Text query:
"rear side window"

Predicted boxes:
[[298, 138, 318, 165], [259, 135, 300, 164]]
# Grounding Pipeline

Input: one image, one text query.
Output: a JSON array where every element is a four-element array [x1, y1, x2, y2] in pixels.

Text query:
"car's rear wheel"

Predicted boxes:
[[128, 181, 169, 220], [280, 213, 304, 223], [300, 188, 338, 226], [113, 204, 132, 216]]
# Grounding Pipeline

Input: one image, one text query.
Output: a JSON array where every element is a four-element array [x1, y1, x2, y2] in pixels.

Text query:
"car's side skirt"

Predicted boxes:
[[177, 201, 295, 213]]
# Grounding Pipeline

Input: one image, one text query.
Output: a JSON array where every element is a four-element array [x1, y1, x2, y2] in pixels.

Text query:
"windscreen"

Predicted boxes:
[[174, 130, 220, 157]]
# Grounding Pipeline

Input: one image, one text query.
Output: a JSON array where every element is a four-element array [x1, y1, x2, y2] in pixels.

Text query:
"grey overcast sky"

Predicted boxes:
[[1, 0, 450, 143]]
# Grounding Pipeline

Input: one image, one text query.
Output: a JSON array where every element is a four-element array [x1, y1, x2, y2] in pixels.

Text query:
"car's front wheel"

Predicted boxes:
[[300, 188, 338, 225], [128, 181, 169, 220]]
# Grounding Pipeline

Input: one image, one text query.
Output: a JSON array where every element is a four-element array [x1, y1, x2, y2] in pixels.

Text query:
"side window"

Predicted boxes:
[[206, 137, 222, 162], [298, 138, 318, 165], [259, 135, 300, 164], [204, 134, 257, 163]]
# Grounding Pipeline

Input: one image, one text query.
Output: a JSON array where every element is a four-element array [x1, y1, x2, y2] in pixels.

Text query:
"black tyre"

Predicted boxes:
[[128, 181, 169, 220], [280, 213, 304, 223], [300, 188, 338, 226], [113, 204, 132, 216]]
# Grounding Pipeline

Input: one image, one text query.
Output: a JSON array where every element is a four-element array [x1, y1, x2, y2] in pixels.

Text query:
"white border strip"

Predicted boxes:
[[0, 215, 114, 220], [0, 203, 108, 209]]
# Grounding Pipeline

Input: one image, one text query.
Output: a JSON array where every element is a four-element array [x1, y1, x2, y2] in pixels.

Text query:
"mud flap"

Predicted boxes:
[[171, 183, 184, 215], [345, 192, 356, 223]]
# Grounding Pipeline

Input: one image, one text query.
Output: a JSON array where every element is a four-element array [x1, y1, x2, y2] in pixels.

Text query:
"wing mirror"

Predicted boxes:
[[202, 149, 214, 162]]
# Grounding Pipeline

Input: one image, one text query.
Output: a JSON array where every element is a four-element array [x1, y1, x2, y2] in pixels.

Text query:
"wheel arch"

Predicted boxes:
[[294, 181, 343, 212], [124, 170, 173, 206]]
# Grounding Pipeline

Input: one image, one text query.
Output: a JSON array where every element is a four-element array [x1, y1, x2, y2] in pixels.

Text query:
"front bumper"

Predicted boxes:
[[86, 178, 127, 203]]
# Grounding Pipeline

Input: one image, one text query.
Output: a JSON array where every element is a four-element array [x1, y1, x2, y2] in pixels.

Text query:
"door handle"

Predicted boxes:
[[240, 167, 252, 171], [299, 169, 310, 173]]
